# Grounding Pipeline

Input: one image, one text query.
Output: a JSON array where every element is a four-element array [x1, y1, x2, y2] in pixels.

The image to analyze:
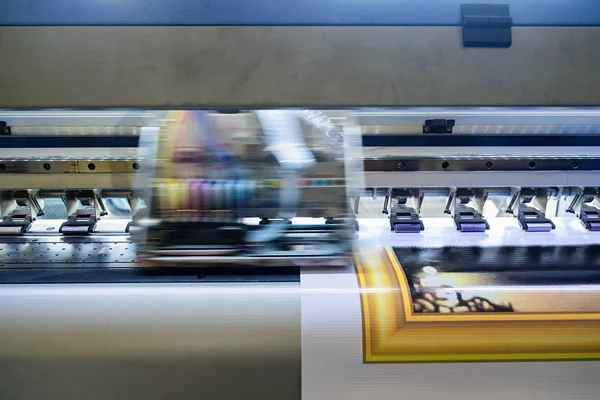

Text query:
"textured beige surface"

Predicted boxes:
[[1, 27, 600, 108]]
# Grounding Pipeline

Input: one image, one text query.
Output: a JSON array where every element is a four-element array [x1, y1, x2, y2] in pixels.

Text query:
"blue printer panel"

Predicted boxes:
[[1, 0, 600, 26]]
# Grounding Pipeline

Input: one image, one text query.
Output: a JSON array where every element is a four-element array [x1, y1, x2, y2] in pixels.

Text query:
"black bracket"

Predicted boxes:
[[0, 190, 43, 235], [388, 189, 424, 233], [0, 212, 33, 235], [60, 220, 98, 235], [517, 206, 556, 232], [423, 119, 455, 134], [447, 189, 489, 232], [390, 204, 424, 233], [565, 188, 600, 231], [60, 209, 98, 235], [580, 209, 600, 231], [453, 205, 490, 232], [462, 4, 512, 48], [0, 121, 11, 135]]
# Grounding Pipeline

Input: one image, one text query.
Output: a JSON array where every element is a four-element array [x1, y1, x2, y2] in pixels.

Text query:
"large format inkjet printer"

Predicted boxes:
[[1, 1, 600, 399], [2, 108, 599, 262]]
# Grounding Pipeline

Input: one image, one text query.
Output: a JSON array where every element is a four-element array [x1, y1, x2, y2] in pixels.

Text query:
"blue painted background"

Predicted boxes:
[[2, 0, 600, 26]]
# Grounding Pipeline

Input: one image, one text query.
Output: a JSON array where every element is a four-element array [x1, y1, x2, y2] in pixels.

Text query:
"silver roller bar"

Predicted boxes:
[[362, 147, 600, 159], [0, 110, 166, 131], [355, 107, 600, 134], [364, 171, 600, 189]]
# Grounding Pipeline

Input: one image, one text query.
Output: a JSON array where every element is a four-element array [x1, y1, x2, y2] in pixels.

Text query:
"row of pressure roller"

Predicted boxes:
[[155, 178, 345, 213]]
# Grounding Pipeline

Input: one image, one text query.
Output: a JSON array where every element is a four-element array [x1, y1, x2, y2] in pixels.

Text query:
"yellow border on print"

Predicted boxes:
[[354, 247, 600, 363]]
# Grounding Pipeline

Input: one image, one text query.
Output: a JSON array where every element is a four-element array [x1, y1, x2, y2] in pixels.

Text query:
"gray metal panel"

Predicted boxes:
[[0, 282, 301, 400], [1, 27, 600, 108]]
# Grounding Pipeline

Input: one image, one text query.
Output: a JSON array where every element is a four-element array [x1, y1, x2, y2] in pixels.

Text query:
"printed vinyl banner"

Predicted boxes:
[[355, 246, 600, 363], [302, 223, 600, 400]]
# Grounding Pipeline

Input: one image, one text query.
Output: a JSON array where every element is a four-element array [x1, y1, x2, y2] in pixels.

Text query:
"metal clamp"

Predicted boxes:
[[0, 190, 44, 235], [566, 187, 600, 231], [59, 209, 98, 235], [447, 188, 489, 232], [388, 189, 424, 233], [580, 209, 600, 231], [507, 188, 555, 232], [101, 189, 144, 233], [517, 206, 556, 232], [0, 121, 11, 135], [60, 190, 107, 235]]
